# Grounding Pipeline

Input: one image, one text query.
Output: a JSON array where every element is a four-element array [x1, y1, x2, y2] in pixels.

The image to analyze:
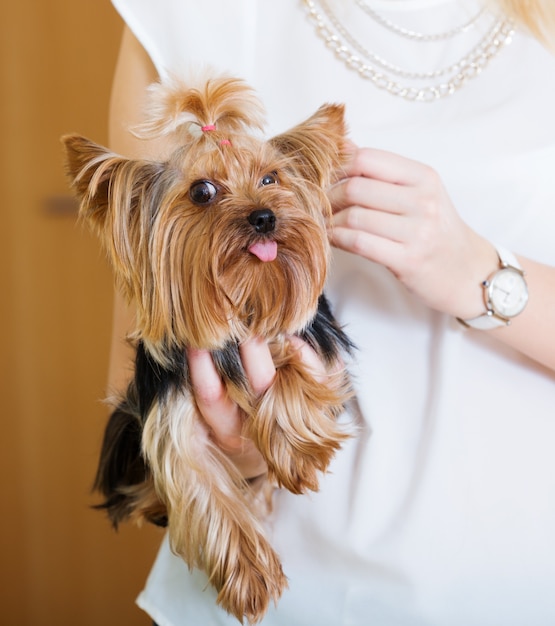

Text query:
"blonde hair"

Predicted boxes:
[[493, 0, 555, 46]]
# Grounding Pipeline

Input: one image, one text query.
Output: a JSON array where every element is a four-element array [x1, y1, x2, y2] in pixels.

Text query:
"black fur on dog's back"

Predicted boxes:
[[92, 343, 187, 528], [300, 295, 354, 363]]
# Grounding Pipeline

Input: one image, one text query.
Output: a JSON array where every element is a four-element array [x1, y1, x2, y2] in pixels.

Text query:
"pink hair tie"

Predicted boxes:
[[201, 124, 216, 132], [220, 139, 232, 146]]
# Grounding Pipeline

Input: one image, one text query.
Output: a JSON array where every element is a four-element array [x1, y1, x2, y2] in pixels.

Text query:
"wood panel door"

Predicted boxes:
[[1, 1, 162, 623]]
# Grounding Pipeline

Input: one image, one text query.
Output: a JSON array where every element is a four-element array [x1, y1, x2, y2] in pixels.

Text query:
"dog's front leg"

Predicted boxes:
[[142, 392, 287, 624], [248, 338, 352, 494]]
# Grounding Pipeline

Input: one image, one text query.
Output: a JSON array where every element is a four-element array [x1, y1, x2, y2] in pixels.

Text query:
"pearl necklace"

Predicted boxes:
[[354, 0, 485, 42], [303, 0, 516, 102]]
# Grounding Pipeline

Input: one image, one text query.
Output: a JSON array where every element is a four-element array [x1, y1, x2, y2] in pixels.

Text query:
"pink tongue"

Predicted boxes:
[[248, 241, 278, 262]]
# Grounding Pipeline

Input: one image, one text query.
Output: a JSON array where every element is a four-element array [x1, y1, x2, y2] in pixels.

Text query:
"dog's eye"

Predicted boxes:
[[189, 180, 218, 205], [260, 172, 279, 187]]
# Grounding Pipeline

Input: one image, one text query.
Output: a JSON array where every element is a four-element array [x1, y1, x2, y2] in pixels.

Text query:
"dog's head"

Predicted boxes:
[[63, 77, 347, 355]]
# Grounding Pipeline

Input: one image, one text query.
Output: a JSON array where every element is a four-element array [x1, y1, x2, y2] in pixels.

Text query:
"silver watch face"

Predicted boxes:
[[486, 267, 529, 318]]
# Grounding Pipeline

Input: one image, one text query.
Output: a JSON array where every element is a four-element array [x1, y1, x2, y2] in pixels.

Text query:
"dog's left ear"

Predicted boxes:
[[269, 104, 348, 187]]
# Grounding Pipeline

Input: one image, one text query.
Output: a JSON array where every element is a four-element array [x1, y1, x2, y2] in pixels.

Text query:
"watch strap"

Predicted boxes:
[[458, 310, 508, 330], [495, 244, 522, 272]]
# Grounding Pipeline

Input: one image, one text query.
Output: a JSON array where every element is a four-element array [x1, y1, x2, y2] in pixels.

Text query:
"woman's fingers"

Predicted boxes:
[[329, 224, 401, 268], [330, 175, 409, 216], [340, 146, 431, 186], [187, 340, 275, 452], [332, 204, 408, 242], [330, 145, 499, 319], [187, 343, 272, 479], [187, 348, 244, 451], [239, 337, 276, 395], [187, 336, 336, 478]]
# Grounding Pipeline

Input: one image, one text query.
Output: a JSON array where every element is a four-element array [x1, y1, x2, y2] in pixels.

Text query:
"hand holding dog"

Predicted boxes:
[[189, 336, 335, 480], [187, 339, 272, 479], [330, 146, 498, 321]]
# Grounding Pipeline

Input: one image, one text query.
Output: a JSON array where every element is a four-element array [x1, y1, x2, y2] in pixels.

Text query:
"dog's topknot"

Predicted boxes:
[[133, 74, 267, 144]]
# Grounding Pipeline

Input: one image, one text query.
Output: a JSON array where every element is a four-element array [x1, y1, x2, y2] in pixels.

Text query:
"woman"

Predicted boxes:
[[107, 1, 555, 624]]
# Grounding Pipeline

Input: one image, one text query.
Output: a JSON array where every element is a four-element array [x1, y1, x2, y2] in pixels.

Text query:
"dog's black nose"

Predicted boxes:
[[248, 208, 276, 234]]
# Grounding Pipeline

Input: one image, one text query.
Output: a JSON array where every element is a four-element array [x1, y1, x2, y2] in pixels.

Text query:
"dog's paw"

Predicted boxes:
[[170, 497, 287, 624], [214, 533, 288, 624], [250, 361, 351, 494]]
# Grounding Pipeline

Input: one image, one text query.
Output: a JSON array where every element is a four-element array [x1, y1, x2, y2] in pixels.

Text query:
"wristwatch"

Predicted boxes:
[[458, 245, 529, 330]]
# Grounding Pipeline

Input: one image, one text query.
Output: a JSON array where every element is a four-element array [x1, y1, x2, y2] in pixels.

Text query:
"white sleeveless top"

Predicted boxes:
[[111, 1, 555, 624]]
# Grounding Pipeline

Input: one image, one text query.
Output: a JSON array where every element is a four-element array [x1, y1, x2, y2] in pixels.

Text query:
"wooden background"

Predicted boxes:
[[1, 1, 162, 623]]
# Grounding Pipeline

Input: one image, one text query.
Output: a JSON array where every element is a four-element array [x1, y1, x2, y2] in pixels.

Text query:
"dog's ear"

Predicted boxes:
[[269, 104, 348, 187], [62, 134, 120, 228], [61, 134, 166, 231], [62, 134, 171, 298]]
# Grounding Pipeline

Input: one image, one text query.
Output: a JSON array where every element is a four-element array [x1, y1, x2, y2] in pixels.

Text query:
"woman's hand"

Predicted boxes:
[[329, 146, 497, 320], [187, 339, 273, 479], [187, 336, 334, 479]]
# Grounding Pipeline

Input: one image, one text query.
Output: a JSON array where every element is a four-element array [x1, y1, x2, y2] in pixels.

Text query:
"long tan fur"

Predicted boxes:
[[63, 76, 352, 623]]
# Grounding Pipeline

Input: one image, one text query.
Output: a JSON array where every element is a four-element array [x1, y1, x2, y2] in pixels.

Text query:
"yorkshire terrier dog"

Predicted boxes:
[[63, 76, 353, 623]]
